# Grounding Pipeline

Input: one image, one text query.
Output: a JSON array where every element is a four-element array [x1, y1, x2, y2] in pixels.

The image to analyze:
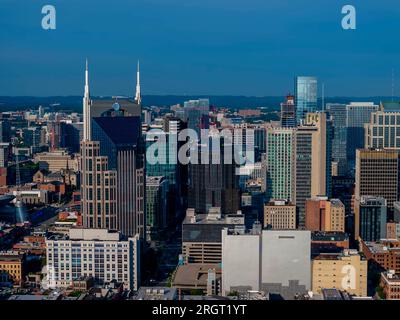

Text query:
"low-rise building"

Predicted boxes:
[[221, 227, 311, 300], [172, 263, 221, 295], [0, 251, 25, 285], [312, 249, 367, 296], [134, 287, 178, 300], [311, 231, 350, 255], [182, 208, 245, 264], [361, 239, 400, 274], [380, 271, 400, 300], [34, 149, 78, 172], [386, 222, 400, 240], [264, 200, 296, 230]]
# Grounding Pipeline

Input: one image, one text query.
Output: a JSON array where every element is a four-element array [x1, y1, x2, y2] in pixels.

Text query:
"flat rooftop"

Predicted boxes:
[[172, 264, 221, 288]]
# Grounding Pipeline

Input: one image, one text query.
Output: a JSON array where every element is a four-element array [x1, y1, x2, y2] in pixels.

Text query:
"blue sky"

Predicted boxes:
[[1, 0, 400, 96]]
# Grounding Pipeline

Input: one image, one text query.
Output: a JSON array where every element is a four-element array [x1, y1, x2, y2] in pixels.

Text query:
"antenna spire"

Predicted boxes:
[[83, 59, 91, 140], [135, 60, 141, 105]]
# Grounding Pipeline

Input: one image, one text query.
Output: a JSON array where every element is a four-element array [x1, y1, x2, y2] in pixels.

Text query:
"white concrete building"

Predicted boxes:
[[222, 228, 311, 299], [45, 229, 140, 291]]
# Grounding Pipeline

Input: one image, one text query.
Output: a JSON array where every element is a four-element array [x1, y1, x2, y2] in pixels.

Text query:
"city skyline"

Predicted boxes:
[[2, 0, 400, 306]]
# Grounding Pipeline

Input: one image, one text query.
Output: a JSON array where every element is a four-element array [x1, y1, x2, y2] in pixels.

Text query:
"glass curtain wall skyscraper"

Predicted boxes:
[[346, 102, 379, 165], [326, 103, 348, 176], [295, 76, 318, 124]]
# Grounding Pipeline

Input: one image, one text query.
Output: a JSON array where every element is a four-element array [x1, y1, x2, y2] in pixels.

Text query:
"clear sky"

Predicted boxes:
[[1, 0, 400, 97]]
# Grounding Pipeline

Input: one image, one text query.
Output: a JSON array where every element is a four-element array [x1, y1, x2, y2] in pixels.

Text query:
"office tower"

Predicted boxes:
[[365, 111, 400, 150], [184, 99, 210, 138], [0, 119, 11, 143], [0, 143, 11, 167], [354, 196, 387, 241], [60, 122, 83, 153], [188, 137, 240, 215], [295, 112, 332, 226], [280, 94, 296, 127], [254, 125, 266, 161], [145, 176, 168, 240], [346, 102, 379, 163], [22, 126, 44, 152], [264, 200, 296, 230], [81, 141, 117, 230], [91, 116, 145, 239], [295, 76, 318, 123], [265, 127, 296, 202], [305, 196, 345, 232], [355, 149, 400, 211], [326, 103, 348, 176], [45, 229, 140, 290], [81, 62, 145, 239], [182, 208, 245, 264], [312, 249, 367, 296], [222, 228, 311, 299], [146, 129, 181, 222]]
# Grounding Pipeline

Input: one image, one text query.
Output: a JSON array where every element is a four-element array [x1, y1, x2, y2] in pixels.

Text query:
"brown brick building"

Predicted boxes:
[[361, 239, 400, 274]]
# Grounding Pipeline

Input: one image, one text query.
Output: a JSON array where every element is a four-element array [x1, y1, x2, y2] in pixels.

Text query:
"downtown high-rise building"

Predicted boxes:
[[295, 112, 332, 226], [145, 124, 183, 223], [346, 102, 379, 164], [326, 103, 348, 176], [91, 116, 145, 238], [188, 134, 240, 215], [365, 110, 400, 150], [355, 149, 400, 213], [280, 94, 296, 128], [265, 127, 296, 202], [295, 76, 318, 123], [81, 61, 145, 239], [183, 99, 210, 138], [145, 176, 168, 238], [354, 196, 387, 241], [305, 196, 345, 232], [81, 140, 117, 230]]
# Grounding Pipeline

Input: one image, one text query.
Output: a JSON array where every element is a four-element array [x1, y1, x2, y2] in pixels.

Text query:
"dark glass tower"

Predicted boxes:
[[188, 139, 240, 215], [91, 116, 145, 239]]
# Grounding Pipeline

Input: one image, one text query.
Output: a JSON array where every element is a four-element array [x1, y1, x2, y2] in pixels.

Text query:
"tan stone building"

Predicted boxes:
[[312, 249, 367, 297], [0, 251, 24, 285], [34, 149, 78, 172], [81, 141, 117, 230], [264, 200, 296, 230]]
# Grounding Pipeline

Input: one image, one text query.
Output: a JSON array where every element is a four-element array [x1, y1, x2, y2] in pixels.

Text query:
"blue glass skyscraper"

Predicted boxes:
[[295, 76, 318, 123]]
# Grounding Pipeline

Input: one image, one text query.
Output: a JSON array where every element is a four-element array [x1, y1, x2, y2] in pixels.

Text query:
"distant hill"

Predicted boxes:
[[0, 95, 398, 113]]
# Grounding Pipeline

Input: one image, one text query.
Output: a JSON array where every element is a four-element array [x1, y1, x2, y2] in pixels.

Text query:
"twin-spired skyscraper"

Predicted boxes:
[[81, 61, 145, 239]]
